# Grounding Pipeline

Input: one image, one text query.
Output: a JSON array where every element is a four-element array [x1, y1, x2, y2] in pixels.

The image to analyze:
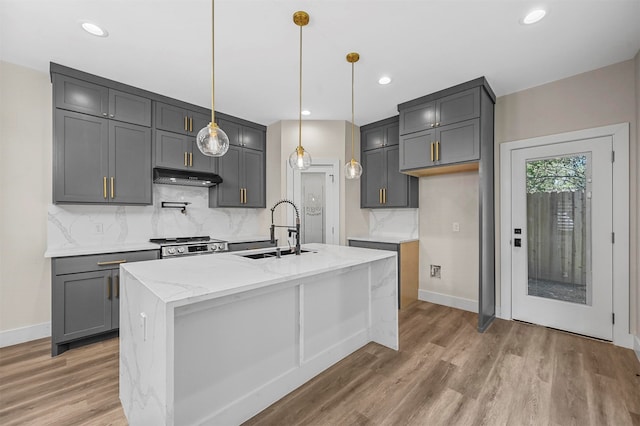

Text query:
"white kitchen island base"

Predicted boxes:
[[119, 244, 398, 425]]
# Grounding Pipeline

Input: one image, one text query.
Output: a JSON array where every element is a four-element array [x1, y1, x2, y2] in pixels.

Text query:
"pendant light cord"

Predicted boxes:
[[298, 23, 303, 150], [351, 61, 355, 161], [211, 0, 216, 124]]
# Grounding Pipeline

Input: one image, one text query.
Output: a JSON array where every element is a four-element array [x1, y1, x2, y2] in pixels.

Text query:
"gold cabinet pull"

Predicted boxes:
[[189, 152, 193, 167], [436, 141, 440, 161], [240, 188, 244, 203], [184, 116, 188, 131], [97, 259, 127, 266], [430, 143, 434, 162], [103, 177, 107, 199], [184, 152, 188, 166], [110, 177, 115, 199], [379, 188, 383, 204], [107, 276, 112, 300], [115, 275, 119, 298], [244, 188, 247, 204], [383, 188, 387, 204], [189, 117, 193, 132]]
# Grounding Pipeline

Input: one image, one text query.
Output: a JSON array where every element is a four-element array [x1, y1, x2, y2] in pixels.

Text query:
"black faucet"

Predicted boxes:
[[270, 199, 301, 255]]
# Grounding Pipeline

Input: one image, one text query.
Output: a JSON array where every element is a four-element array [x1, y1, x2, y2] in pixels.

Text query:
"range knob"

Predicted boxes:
[[177, 247, 185, 253], [210, 244, 217, 251], [167, 247, 176, 255]]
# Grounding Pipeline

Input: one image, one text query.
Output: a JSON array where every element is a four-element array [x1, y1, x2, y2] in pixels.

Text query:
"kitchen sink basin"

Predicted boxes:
[[237, 249, 314, 259]]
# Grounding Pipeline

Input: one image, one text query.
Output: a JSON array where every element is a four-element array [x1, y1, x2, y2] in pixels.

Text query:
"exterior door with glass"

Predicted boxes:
[[511, 136, 613, 340]]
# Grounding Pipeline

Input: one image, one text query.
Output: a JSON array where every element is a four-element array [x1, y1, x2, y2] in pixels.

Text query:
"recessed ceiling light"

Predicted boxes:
[[378, 76, 391, 85], [522, 9, 546, 25], [81, 21, 108, 37], [301, 110, 311, 116]]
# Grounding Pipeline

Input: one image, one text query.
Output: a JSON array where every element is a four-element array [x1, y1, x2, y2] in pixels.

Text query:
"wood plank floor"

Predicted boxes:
[[1, 302, 639, 425]]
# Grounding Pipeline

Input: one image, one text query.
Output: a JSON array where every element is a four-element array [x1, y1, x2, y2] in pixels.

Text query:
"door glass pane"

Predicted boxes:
[[301, 173, 325, 244], [526, 154, 591, 305]]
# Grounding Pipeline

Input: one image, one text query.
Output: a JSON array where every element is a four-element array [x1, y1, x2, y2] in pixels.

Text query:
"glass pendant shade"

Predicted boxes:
[[196, 122, 229, 157], [289, 146, 312, 170], [345, 159, 363, 179]]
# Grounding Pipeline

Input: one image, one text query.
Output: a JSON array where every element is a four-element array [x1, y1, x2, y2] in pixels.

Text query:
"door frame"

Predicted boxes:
[[499, 123, 631, 348], [286, 158, 340, 245]]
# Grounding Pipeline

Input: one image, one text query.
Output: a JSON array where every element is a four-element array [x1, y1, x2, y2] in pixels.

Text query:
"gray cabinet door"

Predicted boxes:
[[386, 123, 400, 146], [242, 127, 265, 151], [243, 148, 265, 207], [155, 130, 189, 170], [155, 102, 188, 134], [384, 146, 408, 207], [362, 126, 386, 151], [112, 270, 120, 330], [435, 88, 480, 127], [436, 119, 480, 165], [52, 271, 112, 343], [189, 140, 216, 173], [190, 110, 211, 136], [54, 74, 108, 118], [54, 110, 109, 203], [217, 119, 241, 146], [361, 149, 385, 208], [214, 144, 243, 206], [109, 89, 151, 127], [399, 128, 435, 171], [399, 101, 436, 135], [109, 121, 152, 204]]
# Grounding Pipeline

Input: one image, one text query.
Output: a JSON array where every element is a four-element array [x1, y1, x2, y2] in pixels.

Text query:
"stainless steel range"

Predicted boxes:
[[150, 236, 229, 258]]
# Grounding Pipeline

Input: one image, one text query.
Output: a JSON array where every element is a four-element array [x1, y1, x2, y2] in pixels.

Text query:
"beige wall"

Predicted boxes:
[[344, 121, 369, 238], [635, 50, 640, 340], [495, 59, 638, 334], [419, 172, 479, 301], [0, 62, 52, 332]]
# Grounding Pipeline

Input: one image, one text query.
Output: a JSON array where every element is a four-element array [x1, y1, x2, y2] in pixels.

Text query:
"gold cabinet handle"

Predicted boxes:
[[189, 117, 193, 132], [244, 188, 247, 204], [115, 275, 119, 298], [189, 152, 193, 167], [184, 116, 188, 131], [240, 188, 244, 203], [107, 276, 112, 300], [110, 177, 115, 199], [430, 143, 434, 162], [184, 152, 188, 166], [379, 188, 382, 204], [436, 141, 440, 161], [383, 188, 387, 204], [103, 177, 107, 199], [97, 259, 127, 266]]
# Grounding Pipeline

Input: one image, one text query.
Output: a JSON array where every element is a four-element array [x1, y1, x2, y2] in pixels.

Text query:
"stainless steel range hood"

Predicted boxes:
[[153, 168, 223, 187]]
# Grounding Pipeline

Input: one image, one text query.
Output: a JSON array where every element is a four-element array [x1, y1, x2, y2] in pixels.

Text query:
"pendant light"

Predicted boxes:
[[196, 0, 229, 157], [288, 11, 312, 170], [345, 52, 363, 179]]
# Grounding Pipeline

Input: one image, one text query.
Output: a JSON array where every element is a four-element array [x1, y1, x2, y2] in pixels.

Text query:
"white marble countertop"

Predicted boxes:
[[347, 235, 419, 244], [44, 242, 161, 258], [121, 243, 396, 307]]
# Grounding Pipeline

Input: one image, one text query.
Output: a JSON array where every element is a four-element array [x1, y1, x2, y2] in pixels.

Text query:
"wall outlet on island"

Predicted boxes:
[[430, 265, 441, 278], [452, 222, 460, 232]]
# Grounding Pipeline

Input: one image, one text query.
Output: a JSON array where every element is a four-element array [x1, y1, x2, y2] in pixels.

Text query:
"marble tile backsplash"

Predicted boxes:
[[369, 209, 419, 239], [47, 185, 263, 249]]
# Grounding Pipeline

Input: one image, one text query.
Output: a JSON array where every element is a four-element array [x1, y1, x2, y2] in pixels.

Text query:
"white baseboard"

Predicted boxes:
[[418, 289, 477, 313], [0, 322, 51, 348], [635, 336, 640, 364]]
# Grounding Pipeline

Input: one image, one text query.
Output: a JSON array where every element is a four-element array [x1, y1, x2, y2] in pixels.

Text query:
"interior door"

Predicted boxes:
[[511, 137, 613, 340]]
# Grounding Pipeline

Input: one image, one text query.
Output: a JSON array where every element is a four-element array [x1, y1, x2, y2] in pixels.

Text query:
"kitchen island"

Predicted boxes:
[[119, 243, 398, 425]]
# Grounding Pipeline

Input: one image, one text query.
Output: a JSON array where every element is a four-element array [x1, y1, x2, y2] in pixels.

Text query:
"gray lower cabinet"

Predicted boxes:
[[51, 250, 159, 356], [54, 110, 152, 204], [361, 117, 418, 208], [154, 130, 216, 173], [209, 119, 266, 208], [54, 74, 151, 127], [155, 101, 211, 137]]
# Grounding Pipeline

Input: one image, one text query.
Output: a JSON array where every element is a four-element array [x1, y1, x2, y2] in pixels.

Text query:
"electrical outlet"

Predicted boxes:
[[452, 222, 460, 232], [94, 223, 103, 234], [430, 265, 441, 278]]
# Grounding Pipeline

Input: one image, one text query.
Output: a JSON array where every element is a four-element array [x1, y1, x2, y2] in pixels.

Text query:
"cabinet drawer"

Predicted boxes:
[[54, 250, 159, 275], [348, 240, 399, 252]]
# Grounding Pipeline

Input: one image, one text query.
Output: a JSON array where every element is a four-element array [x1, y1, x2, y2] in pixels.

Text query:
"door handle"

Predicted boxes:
[[190, 117, 193, 132], [383, 188, 387, 204], [379, 188, 383, 204], [189, 152, 193, 167], [184, 152, 188, 166], [97, 259, 127, 266], [435, 141, 440, 161], [103, 177, 107, 199], [115, 275, 119, 298], [430, 143, 434, 162], [107, 276, 112, 300], [184, 116, 188, 131], [240, 188, 244, 203], [243, 188, 247, 204], [110, 177, 115, 199]]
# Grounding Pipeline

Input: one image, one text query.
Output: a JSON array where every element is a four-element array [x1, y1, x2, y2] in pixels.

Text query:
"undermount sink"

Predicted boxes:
[[237, 249, 314, 260]]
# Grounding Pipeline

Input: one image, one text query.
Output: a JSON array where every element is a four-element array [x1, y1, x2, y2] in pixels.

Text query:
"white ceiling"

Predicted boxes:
[[1, 0, 639, 126]]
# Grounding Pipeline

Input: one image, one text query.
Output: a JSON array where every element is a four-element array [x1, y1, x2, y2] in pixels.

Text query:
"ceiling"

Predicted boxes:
[[1, 0, 639, 126]]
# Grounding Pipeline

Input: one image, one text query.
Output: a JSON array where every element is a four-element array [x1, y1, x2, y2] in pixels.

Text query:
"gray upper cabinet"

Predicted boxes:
[[54, 74, 151, 127], [398, 80, 492, 173], [155, 101, 210, 136], [399, 87, 480, 136], [209, 118, 266, 208], [154, 130, 215, 173], [53, 109, 151, 204], [360, 117, 418, 208]]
